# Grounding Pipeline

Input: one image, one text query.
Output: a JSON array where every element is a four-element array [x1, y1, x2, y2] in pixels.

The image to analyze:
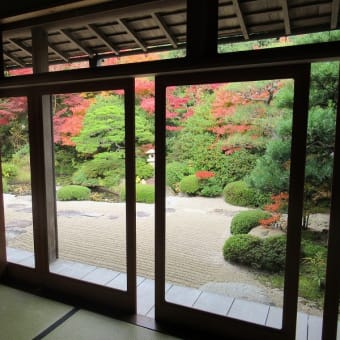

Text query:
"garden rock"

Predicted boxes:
[[248, 226, 285, 239]]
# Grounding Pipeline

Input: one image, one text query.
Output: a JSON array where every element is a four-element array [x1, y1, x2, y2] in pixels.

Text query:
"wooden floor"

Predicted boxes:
[[6, 247, 339, 340]]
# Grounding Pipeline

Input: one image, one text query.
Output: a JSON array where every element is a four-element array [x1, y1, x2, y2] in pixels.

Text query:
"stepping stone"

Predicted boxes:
[[6, 220, 32, 228], [136, 211, 150, 218], [6, 203, 27, 209], [166, 285, 201, 307], [81, 212, 103, 217], [57, 210, 82, 217], [209, 208, 236, 217], [107, 215, 119, 220], [228, 299, 269, 325], [16, 207, 32, 213], [193, 291, 234, 316]]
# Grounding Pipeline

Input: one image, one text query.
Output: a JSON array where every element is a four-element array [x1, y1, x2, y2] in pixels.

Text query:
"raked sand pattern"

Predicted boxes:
[[3, 194, 322, 315]]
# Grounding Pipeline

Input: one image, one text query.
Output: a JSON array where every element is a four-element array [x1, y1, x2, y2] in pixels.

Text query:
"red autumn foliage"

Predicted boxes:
[[259, 215, 280, 227], [0, 97, 27, 126], [195, 170, 215, 179], [53, 93, 92, 146], [140, 97, 155, 114], [135, 78, 154, 97], [166, 125, 183, 131], [260, 192, 289, 228]]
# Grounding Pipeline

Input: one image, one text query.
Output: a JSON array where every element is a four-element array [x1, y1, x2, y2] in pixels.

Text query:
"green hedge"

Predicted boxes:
[[223, 234, 262, 268], [223, 234, 286, 273], [179, 175, 200, 195], [261, 236, 287, 272], [230, 210, 271, 235], [199, 177, 223, 197], [57, 185, 91, 201], [223, 181, 257, 207]]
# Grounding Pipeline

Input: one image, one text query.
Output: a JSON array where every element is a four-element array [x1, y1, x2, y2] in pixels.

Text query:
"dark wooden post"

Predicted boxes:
[[29, 26, 58, 273], [0, 30, 6, 274], [186, 0, 218, 60], [322, 67, 340, 340]]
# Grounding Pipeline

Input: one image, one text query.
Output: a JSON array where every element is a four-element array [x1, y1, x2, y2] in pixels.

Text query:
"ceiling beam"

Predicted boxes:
[[59, 29, 94, 57], [281, 0, 291, 35], [232, 0, 249, 40], [151, 12, 177, 48], [331, 0, 340, 29], [86, 24, 119, 55], [3, 51, 26, 68], [48, 43, 69, 62], [117, 18, 147, 52], [8, 38, 32, 55]]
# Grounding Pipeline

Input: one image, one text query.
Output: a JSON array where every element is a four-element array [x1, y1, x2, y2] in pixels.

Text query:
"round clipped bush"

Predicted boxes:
[[136, 184, 154, 203], [223, 234, 287, 272], [230, 210, 271, 235], [223, 180, 257, 207], [179, 175, 200, 195], [223, 234, 262, 268], [57, 185, 91, 201], [260, 236, 287, 272], [166, 162, 194, 192]]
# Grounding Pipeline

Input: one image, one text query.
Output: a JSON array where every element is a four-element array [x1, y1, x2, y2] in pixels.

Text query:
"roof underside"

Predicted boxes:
[[2, 0, 340, 70]]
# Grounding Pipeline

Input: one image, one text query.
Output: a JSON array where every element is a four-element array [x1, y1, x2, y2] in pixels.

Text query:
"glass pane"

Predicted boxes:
[[49, 90, 127, 290], [164, 79, 295, 328], [297, 61, 339, 339], [0, 96, 35, 267], [218, 0, 340, 54]]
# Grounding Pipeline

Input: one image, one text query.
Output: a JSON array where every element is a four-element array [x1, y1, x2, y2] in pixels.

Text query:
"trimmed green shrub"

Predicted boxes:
[[179, 175, 200, 195], [230, 210, 271, 235], [136, 184, 154, 203], [57, 185, 91, 201], [223, 180, 257, 207], [2, 162, 18, 179], [199, 177, 223, 197], [223, 234, 287, 272], [166, 162, 194, 192], [136, 158, 154, 179], [260, 236, 287, 272], [72, 152, 125, 188], [222, 150, 257, 186], [223, 234, 262, 268]]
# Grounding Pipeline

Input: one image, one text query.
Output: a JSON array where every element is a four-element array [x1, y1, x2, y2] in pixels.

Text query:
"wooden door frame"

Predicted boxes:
[[154, 64, 311, 340], [0, 78, 137, 314]]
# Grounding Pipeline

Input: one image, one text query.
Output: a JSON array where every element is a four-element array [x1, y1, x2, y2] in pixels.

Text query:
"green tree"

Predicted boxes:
[[248, 61, 338, 213], [73, 95, 153, 156]]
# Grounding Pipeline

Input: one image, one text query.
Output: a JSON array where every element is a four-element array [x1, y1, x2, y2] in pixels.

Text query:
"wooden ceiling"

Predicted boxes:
[[1, 0, 340, 70]]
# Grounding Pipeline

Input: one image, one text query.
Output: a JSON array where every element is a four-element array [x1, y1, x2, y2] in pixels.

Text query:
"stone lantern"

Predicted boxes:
[[146, 148, 155, 167]]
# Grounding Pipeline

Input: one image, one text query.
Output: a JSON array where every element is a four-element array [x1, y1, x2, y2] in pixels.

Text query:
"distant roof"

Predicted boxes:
[[1, 0, 340, 70]]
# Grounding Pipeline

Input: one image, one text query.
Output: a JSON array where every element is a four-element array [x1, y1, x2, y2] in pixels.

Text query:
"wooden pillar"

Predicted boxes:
[[322, 67, 340, 340], [186, 0, 218, 60], [0, 30, 6, 274], [29, 27, 58, 273]]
